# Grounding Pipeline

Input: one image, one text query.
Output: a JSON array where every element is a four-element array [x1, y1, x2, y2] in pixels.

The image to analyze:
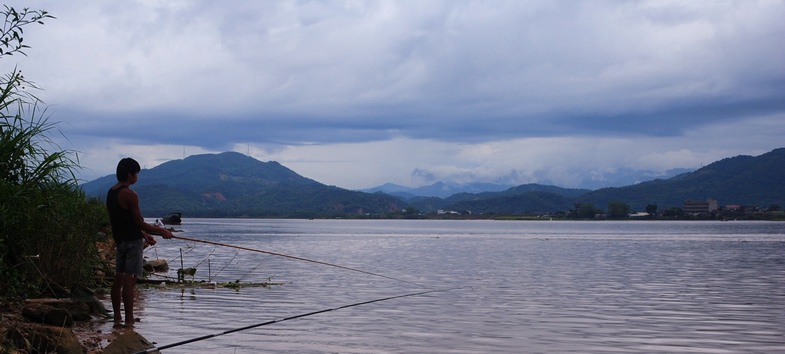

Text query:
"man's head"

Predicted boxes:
[[116, 158, 141, 182]]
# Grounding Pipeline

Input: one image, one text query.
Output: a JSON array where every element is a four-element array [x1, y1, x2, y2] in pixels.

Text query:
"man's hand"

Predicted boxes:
[[143, 233, 157, 246], [161, 228, 174, 239]]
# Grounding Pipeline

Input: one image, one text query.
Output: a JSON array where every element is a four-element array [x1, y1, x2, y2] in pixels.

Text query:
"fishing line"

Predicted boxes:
[[132, 286, 464, 354], [170, 235, 429, 289], [190, 247, 217, 269], [207, 250, 239, 282], [237, 257, 272, 282], [142, 243, 159, 260], [166, 241, 197, 265]]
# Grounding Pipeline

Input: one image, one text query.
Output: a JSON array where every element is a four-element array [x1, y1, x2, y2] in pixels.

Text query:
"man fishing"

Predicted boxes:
[[107, 157, 174, 327]]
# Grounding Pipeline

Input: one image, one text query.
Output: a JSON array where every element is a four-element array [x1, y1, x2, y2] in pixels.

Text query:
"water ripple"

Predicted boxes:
[[96, 220, 785, 353]]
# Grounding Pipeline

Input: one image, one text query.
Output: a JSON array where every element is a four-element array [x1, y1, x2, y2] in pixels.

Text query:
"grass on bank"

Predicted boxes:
[[0, 5, 107, 300]]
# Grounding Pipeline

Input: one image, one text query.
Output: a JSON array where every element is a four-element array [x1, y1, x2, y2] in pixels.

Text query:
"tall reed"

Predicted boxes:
[[0, 6, 106, 298]]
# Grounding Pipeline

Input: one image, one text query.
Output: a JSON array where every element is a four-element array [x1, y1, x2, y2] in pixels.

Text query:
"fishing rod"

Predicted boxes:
[[170, 235, 429, 289], [132, 286, 463, 354]]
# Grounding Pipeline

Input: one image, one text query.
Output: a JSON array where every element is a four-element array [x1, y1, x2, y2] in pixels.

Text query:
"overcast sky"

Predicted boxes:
[[6, 1, 785, 189]]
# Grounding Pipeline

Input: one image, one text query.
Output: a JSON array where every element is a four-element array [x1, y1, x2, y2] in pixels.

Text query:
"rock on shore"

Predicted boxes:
[[103, 330, 159, 354]]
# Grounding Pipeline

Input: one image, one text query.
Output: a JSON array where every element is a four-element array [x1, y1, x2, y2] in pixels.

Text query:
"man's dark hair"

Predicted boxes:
[[116, 158, 141, 182]]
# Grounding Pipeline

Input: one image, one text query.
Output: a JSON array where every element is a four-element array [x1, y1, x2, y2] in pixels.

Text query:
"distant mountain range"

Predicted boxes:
[[80, 148, 785, 217], [360, 169, 691, 199], [361, 181, 515, 199], [415, 148, 784, 214]]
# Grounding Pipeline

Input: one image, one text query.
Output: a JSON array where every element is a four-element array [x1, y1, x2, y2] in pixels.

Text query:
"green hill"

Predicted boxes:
[[445, 191, 575, 214], [80, 152, 405, 218], [575, 148, 785, 211]]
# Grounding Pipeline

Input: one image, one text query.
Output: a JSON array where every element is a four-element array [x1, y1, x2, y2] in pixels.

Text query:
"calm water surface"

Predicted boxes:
[[102, 219, 785, 353]]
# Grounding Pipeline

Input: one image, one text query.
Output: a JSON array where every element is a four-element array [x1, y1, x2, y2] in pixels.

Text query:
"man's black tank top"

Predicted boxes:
[[106, 185, 143, 243]]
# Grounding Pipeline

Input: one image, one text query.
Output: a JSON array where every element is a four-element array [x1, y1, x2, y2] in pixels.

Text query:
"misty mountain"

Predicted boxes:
[[361, 181, 514, 199], [407, 148, 784, 214], [80, 152, 405, 218], [573, 167, 694, 190], [363, 168, 691, 200]]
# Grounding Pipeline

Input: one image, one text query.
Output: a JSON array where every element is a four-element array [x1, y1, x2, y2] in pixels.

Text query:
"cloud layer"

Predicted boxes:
[[7, 0, 785, 189]]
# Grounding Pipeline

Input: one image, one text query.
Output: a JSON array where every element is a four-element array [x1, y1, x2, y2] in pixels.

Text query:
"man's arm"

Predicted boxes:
[[120, 188, 174, 239]]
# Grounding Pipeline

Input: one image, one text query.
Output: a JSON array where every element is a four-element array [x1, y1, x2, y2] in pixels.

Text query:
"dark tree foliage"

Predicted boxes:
[[663, 207, 684, 218], [607, 201, 630, 218], [577, 203, 600, 219]]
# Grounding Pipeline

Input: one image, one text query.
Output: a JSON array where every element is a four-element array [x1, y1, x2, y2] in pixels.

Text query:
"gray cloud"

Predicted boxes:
[[6, 0, 784, 188]]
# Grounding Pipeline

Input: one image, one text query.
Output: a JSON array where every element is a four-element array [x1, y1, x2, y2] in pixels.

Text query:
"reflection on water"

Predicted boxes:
[[96, 220, 785, 353]]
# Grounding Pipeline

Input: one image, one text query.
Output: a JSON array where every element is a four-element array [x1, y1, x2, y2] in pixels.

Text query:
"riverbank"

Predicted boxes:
[[0, 292, 165, 353], [0, 235, 157, 353]]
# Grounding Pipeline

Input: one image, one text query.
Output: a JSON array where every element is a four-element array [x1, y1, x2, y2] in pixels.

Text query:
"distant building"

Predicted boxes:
[[684, 198, 718, 215], [724, 204, 741, 212], [436, 210, 459, 215]]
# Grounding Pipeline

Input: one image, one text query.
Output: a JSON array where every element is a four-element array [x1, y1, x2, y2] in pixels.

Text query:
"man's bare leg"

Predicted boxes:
[[122, 274, 138, 327], [111, 273, 125, 324]]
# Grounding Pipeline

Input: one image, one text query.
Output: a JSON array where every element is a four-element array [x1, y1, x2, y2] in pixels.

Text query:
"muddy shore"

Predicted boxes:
[[1, 297, 159, 353]]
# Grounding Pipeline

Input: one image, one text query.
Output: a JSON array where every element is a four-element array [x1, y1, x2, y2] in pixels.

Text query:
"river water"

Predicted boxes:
[[102, 219, 785, 353]]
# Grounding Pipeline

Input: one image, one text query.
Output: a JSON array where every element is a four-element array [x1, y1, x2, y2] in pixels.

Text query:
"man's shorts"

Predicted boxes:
[[116, 238, 144, 277]]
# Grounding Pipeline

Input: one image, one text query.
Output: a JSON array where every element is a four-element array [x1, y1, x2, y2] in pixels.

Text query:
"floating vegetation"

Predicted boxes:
[[139, 278, 285, 291], [137, 244, 285, 292]]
